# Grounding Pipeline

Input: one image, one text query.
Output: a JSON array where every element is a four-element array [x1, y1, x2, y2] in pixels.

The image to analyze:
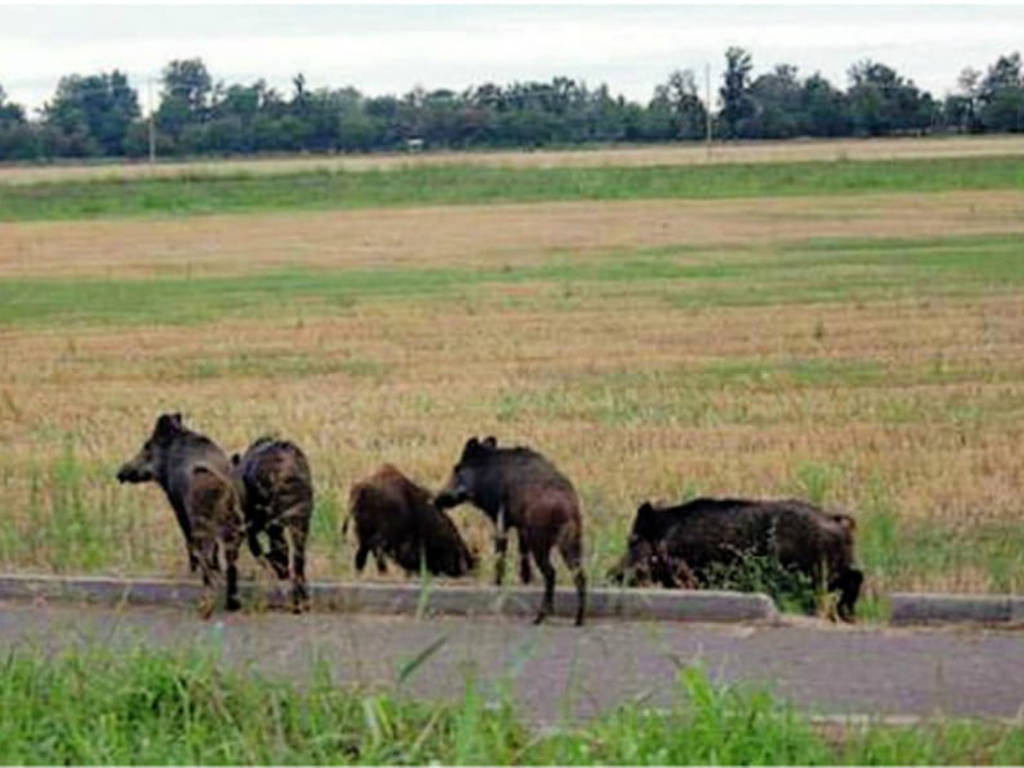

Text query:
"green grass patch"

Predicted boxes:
[[0, 442, 162, 574], [1, 155, 1023, 221], [3, 232, 1024, 329], [1, 645, 1022, 765]]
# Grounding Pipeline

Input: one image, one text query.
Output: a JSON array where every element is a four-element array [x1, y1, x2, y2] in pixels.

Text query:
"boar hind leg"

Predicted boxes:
[[264, 525, 291, 580], [557, 527, 586, 627], [530, 541, 556, 625], [285, 516, 310, 613], [832, 568, 863, 623], [494, 531, 509, 586], [354, 543, 370, 573], [517, 528, 532, 584], [171, 504, 205, 573], [222, 529, 243, 613], [194, 535, 221, 620]]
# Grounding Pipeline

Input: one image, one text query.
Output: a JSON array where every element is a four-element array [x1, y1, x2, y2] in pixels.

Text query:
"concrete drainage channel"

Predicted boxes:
[[889, 592, 1024, 626], [0, 574, 776, 622], [0, 575, 1021, 627]]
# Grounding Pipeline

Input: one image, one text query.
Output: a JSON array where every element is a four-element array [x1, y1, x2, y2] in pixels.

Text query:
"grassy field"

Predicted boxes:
[[2, 645, 1022, 764], [0, 147, 1022, 622], [1, 155, 1023, 222], [2, 133, 1024, 186]]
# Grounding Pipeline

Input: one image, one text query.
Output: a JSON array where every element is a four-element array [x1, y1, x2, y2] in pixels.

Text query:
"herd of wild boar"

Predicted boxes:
[[117, 413, 863, 625]]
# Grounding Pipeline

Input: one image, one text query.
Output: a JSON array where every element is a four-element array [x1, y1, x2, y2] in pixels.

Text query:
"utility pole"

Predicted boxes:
[[705, 62, 712, 161], [148, 77, 156, 164]]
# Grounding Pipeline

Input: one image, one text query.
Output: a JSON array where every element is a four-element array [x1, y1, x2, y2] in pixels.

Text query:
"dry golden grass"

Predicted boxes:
[[2, 190, 1024, 279], [1, 188, 1022, 610], [2, 134, 1024, 186]]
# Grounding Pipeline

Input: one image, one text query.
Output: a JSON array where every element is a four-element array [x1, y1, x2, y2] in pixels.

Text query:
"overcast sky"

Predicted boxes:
[[2, 4, 1022, 114]]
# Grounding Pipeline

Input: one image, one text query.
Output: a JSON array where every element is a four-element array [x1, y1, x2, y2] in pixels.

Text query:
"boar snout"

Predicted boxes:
[[434, 487, 467, 509], [116, 462, 151, 484]]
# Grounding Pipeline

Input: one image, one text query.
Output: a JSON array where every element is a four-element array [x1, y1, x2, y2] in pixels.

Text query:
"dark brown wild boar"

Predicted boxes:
[[344, 464, 475, 578], [231, 436, 315, 613], [116, 413, 244, 617], [435, 436, 586, 626], [625, 497, 863, 621]]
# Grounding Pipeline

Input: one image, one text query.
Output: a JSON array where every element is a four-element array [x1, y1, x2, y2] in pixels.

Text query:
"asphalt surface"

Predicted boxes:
[[1, 599, 1022, 723]]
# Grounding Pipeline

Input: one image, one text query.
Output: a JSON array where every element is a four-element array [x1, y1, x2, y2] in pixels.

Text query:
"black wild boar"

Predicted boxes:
[[344, 464, 475, 578], [116, 413, 244, 617], [626, 497, 863, 621], [231, 436, 315, 613], [435, 436, 586, 626]]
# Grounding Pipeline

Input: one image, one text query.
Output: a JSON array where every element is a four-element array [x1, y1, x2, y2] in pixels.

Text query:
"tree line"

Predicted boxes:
[[1, 47, 1023, 161]]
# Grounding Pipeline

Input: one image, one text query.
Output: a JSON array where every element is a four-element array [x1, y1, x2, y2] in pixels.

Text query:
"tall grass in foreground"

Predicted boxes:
[[0, 646, 1022, 765], [3, 428, 1022, 617]]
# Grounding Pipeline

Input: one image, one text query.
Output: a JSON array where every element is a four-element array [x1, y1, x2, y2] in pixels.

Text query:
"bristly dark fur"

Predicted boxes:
[[116, 413, 244, 618], [345, 464, 475, 578], [621, 496, 863, 621], [435, 436, 586, 626], [231, 436, 315, 613]]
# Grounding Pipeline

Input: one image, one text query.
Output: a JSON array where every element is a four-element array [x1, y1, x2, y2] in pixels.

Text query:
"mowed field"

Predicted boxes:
[[3, 133, 1024, 186], [1, 143, 1023, 618]]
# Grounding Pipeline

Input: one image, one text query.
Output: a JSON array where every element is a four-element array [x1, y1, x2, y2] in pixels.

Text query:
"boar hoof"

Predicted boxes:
[[226, 596, 242, 612], [532, 611, 547, 625], [198, 596, 216, 620]]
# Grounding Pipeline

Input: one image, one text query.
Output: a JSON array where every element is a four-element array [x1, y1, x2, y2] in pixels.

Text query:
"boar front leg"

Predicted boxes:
[[493, 506, 509, 586]]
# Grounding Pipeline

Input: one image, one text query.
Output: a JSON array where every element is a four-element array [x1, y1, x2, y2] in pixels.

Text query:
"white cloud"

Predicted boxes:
[[2, 5, 1022, 113]]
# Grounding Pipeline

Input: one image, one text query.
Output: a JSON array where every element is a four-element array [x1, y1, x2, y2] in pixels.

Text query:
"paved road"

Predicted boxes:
[[1, 599, 1022, 722]]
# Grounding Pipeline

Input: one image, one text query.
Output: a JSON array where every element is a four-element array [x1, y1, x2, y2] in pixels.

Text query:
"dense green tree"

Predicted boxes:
[[11, 49, 1024, 162], [719, 47, 755, 139], [945, 67, 982, 133], [0, 84, 25, 123], [40, 70, 139, 156], [654, 69, 707, 140], [977, 53, 1024, 132], [979, 53, 1021, 101], [799, 73, 851, 136], [748, 64, 803, 139], [156, 58, 213, 142], [847, 60, 935, 136], [0, 84, 38, 160]]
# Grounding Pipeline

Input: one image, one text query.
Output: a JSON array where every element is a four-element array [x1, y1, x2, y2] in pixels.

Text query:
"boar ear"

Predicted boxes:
[[482, 435, 497, 449], [463, 437, 480, 454], [637, 501, 654, 518], [155, 413, 183, 440]]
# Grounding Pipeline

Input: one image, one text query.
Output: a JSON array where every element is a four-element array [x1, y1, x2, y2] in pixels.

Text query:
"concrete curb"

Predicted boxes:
[[0, 575, 779, 623], [889, 592, 1024, 626]]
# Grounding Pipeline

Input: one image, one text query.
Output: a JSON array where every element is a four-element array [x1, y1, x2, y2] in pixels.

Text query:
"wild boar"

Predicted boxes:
[[435, 436, 586, 626], [116, 413, 244, 617], [231, 436, 315, 613], [344, 464, 475, 578], [626, 496, 863, 621]]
